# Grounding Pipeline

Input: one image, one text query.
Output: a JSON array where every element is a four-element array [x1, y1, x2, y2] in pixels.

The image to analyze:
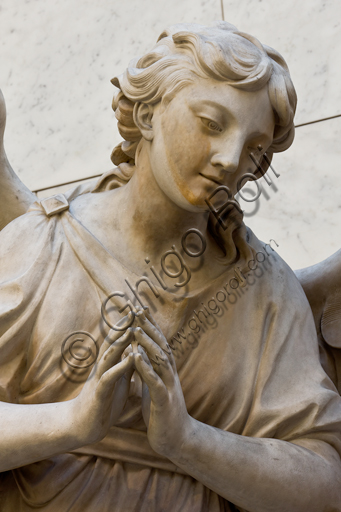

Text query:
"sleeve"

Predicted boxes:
[[241, 250, 341, 457], [0, 208, 61, 403]]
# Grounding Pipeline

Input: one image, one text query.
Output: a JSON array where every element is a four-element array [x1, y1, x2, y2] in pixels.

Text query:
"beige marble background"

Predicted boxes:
[[0, 0, 340, 269]]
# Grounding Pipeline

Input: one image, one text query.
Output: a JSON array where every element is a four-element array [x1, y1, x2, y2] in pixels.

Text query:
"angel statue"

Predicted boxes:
[[0, 21, 340, 512]]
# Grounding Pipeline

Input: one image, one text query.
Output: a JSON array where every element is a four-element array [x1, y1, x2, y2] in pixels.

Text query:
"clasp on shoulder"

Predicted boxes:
[[41, 194, 69, 217]]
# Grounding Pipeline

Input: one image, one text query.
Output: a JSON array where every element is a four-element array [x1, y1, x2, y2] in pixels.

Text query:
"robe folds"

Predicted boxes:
[[0, 186, 341, 512]]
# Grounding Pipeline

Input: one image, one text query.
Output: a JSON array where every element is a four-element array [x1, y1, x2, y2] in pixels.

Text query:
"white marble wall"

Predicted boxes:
[[0, 0, 340, 270], [0, 0, 220, 191], [222, 0, 341, 269], [239, 117, 341, 269], [223, 0, 341, 126]]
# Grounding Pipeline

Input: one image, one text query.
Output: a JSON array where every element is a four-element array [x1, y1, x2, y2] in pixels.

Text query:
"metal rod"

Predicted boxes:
[[295, 113, 341, 128], [32, 114, 341, 195], [33, 173, 102, 194]]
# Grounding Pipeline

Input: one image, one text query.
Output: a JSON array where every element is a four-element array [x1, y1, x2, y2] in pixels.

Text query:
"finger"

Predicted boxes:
[[135, 314, 176, 372], [95, 328, 134, 376], [134, 328, 175, 387], [134, 328, 167, 366], [134, 353, 168, 407], [141, 380, 151, 426], [98, 311, 135, 359], [109, 365, 135, 424], [135, 311, 167, 349], [135, 305, 162, 332], [142, 306, 163, 332], [97, 352, 135, 400], [112, 364, 135, 403]]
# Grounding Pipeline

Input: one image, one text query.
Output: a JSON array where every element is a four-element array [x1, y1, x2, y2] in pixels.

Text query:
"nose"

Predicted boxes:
[[210, 153, 239, 174]]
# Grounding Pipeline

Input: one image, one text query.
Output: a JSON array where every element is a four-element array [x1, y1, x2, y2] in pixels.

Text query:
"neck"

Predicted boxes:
[[115, 148, 210, 261]]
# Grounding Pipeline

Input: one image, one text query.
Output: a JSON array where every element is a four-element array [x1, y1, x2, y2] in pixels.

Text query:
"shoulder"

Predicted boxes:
[[69, 186, 121, 228], [244, 227, 312, 315], [0, 207, 54, 279], [0, 192, 77, 283]]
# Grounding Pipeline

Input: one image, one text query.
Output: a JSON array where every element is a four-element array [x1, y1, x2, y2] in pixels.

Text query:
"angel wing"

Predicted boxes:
[[296, 250, 341, 394], [0, 88, 36, 231]]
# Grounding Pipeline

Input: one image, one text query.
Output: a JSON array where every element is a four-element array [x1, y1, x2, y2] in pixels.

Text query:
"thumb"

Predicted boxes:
[[109, 364, 135, 425], [141, 380, 151, 427]]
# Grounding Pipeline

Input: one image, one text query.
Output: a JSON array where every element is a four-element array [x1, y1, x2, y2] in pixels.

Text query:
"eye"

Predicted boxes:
[[200, 117, 223, 133]]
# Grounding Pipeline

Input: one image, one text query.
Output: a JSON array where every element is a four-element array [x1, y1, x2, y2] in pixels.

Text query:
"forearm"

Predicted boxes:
[[0, 399, 83, 472], [168, 417, 341, 512]]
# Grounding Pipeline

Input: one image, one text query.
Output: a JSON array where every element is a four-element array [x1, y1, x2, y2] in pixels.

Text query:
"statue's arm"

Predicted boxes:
[[133, 310, 341, 512], [0, 323, 135, 472], [164, 420, 340, 511], [0, 89, 36, 231], [0, 398, 84, 471]]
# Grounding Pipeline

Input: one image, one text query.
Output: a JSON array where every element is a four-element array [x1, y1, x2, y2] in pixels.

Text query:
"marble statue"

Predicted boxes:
[[0, 89, 36, 231], [297, 252, 341, 395], [0, 21, 341, 512]]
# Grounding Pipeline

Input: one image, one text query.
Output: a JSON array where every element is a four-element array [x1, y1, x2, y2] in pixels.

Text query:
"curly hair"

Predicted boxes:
[[93, 21, 297, 270], [110, 21, 296, 170]]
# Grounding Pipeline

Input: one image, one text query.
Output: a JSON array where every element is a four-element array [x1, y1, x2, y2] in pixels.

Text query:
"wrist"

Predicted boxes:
[[164, 414, 198, 462], [62, 397, 96, 448]]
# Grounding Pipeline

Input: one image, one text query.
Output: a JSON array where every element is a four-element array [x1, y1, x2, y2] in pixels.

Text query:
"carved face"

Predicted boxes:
[[147, 77, 275, 212]]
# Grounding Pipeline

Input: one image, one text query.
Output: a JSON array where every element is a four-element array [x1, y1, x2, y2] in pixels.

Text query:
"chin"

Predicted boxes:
[[173, 196, 208, 213], [157, 179, 207, 213]]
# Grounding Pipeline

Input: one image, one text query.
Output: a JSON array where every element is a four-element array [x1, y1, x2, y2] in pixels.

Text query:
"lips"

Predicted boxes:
[[199, 172, 224, 186]]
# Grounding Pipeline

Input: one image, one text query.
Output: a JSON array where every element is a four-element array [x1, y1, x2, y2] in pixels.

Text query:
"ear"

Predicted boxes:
[[133, 102, 154, 141]]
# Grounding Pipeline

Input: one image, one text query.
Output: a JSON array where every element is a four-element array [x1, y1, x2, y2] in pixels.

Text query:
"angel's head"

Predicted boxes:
[[110, 21, 296, 212]]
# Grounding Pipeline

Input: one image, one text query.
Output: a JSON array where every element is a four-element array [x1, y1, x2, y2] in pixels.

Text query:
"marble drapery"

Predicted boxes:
[[0, 184, 340, 511]]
